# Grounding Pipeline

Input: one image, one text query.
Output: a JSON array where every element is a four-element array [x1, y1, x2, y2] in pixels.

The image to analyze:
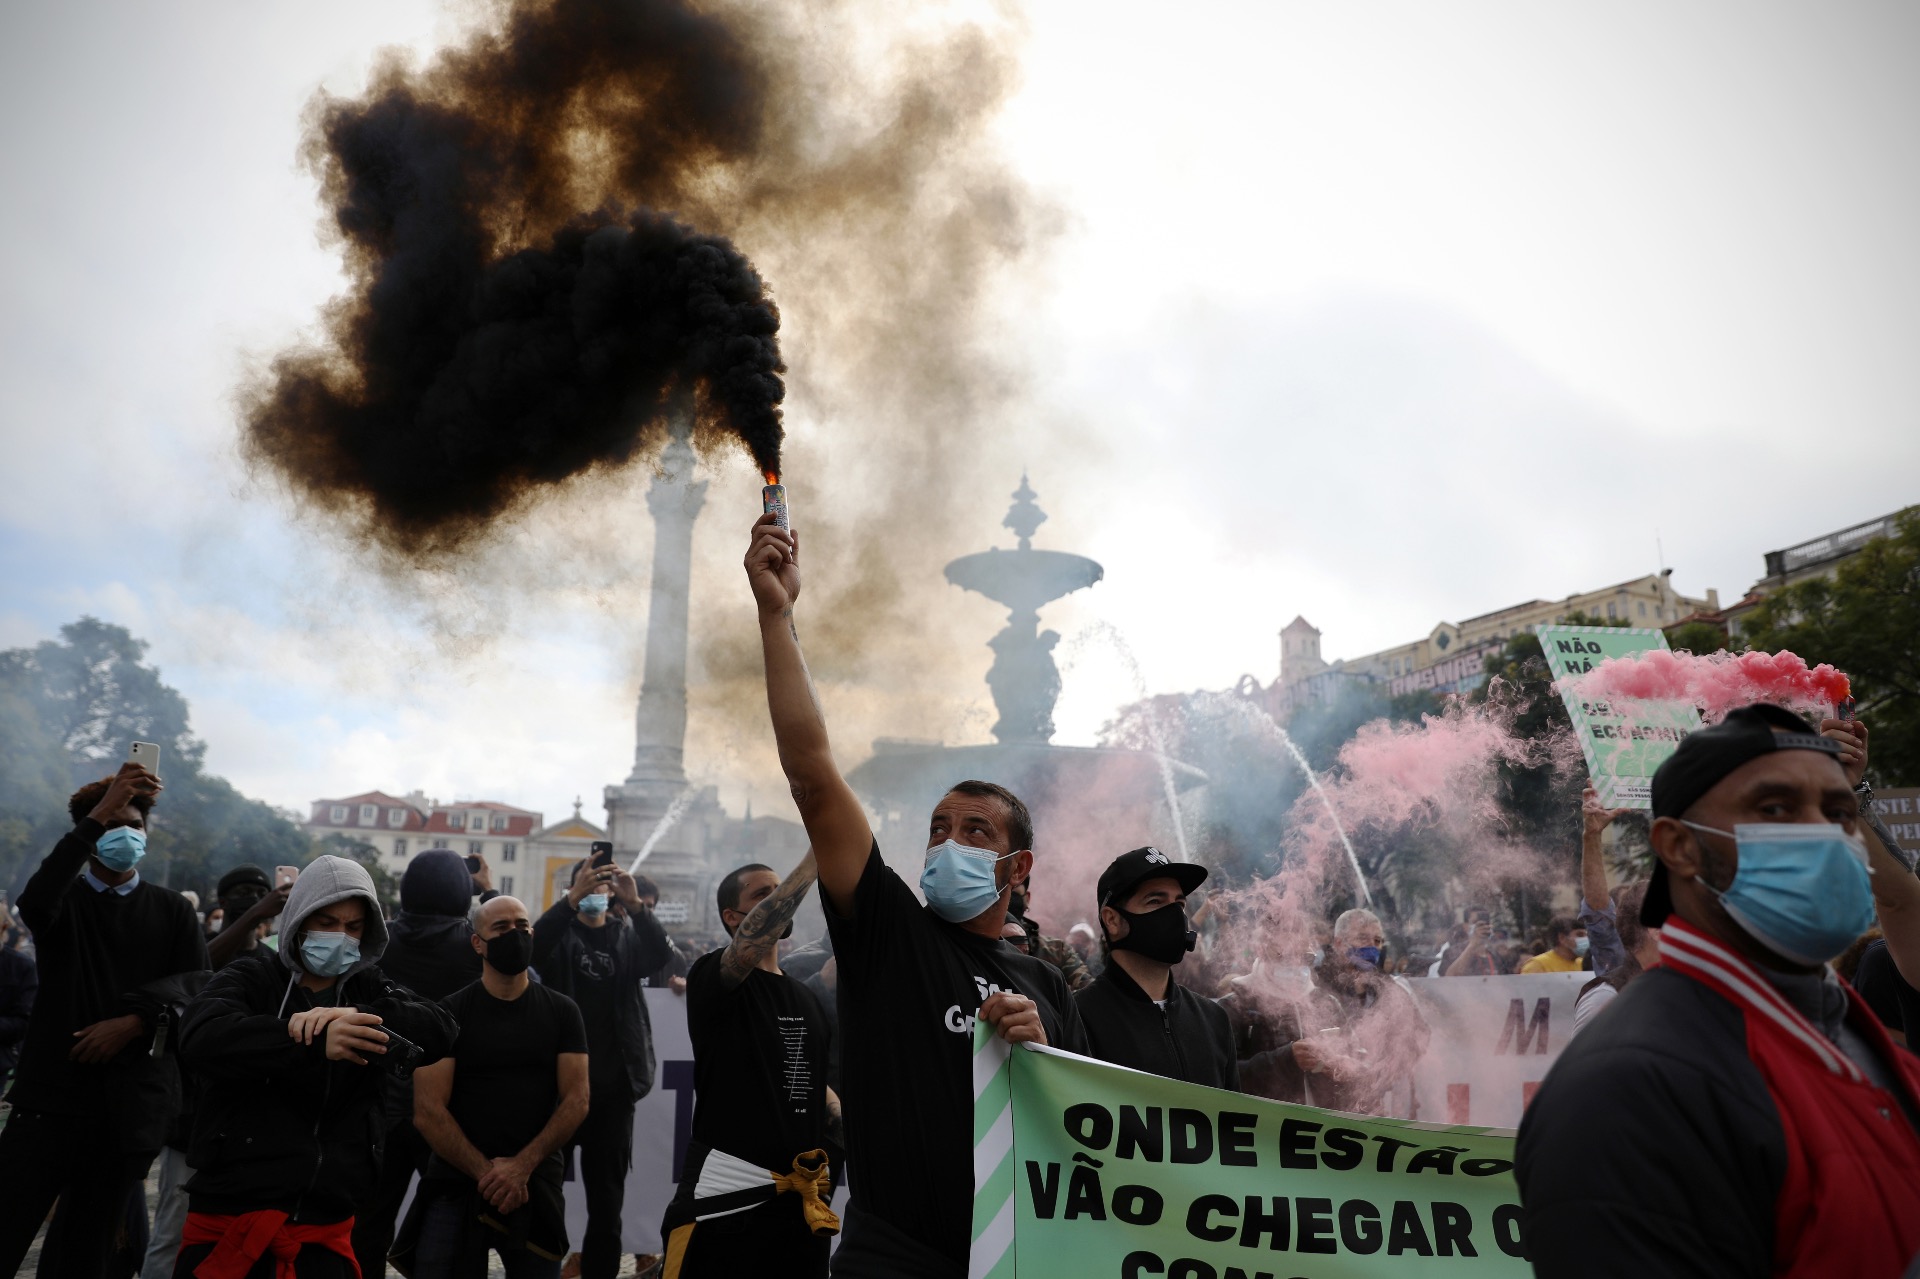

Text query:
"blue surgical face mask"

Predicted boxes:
[[1347, 946, 1382, 970], [1573, 936, 1591, 958], [1683, 821, 1875, 966], [920, 840, 1016, 923], [578, 893, 610, 916], [94, 826, 147, 873], [300, 930, 361, 978]]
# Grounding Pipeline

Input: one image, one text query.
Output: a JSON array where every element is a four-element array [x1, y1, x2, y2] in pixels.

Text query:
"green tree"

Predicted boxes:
[[0, 618, 310, 898], [1740, 508, 1920, 786], [1665, 620, 1730, 656]]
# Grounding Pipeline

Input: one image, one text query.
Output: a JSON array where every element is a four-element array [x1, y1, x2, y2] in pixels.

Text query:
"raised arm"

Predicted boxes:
[[1580, 783, 1627, 913], [207, 887, 288, 969], [1827, 718, 1920, 989], [719, 851, 820, 989], [746, 514, 875, 915]]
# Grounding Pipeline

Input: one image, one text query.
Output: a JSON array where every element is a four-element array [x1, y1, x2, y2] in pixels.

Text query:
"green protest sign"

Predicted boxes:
[[972, 1028, 1528, 1279], [1534, 624, 1700, 809]]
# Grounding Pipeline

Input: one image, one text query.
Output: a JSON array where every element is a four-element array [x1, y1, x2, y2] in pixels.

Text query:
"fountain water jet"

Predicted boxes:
[[1063, 621, 1191, 863], [1194, 691, 1373, 908]]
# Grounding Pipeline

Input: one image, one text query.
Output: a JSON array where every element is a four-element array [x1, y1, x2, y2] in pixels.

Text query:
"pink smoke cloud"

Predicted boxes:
[[1563, 649, 1850, 723]]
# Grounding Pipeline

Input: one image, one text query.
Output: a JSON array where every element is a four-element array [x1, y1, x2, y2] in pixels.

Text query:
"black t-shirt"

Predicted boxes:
[[1855, 940, 1920, 1041], [825, 844, 1087, 1265], [568, 921, 624, 1088], [436, 980, 587, 1171], [685, 948, 833, 1170]]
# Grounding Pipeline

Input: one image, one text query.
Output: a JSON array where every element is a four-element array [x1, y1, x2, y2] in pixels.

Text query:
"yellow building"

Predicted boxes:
[[526, 805, 609, 915]]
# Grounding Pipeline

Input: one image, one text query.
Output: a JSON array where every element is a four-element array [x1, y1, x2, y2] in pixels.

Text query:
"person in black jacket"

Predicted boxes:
[[1074, 847, 1238, 1091], [531, 855, 672, 1279], [0, 761, 206, 1279], [0, 910, 34, 1082], [352, 848, 486, 1276], [174, 854, 456, 1277]]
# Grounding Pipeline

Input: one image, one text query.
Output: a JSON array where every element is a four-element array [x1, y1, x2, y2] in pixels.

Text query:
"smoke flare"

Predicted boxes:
[[1563, 649, 1851, 723], [244, 0, 808, 558]]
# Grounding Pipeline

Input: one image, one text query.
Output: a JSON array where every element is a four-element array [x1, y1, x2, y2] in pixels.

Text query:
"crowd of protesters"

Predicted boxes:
[[0, 510, 1915, 1278]]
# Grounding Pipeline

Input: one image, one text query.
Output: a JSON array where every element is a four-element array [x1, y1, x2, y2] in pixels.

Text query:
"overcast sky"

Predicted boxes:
[[2, 1, 1915, 828]]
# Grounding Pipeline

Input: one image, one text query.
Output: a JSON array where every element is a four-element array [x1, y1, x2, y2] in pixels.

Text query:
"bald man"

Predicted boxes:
[[402, 897, 591, 1278]]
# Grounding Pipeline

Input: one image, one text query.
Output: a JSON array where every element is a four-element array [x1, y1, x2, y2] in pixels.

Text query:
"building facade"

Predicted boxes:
[[305, 792, 541, 899], [1259, 570, 1720, 720], [1719, 508, 1912, 638]]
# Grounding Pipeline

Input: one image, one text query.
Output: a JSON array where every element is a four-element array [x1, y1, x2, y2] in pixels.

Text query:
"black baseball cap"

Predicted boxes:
[[1640, 703, 1845, 927], [1097, 847, 1208, 910], [218, 864, 272, 896]]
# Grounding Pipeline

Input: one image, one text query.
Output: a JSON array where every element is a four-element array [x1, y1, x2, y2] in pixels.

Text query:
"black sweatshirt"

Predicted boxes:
[[180, 949, 457, 1220], [1074, 961, 1240, 1092], [7, 818, 207, 1150]]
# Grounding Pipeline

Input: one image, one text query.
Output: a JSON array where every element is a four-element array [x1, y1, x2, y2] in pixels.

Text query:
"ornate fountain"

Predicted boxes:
[[943, 475, 1104, 744], [846, 477, 1202, 899]]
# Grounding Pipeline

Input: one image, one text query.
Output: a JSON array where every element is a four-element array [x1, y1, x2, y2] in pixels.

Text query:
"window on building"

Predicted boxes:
[[502, 843, 518, 862], [329, 805, 348, 823], [1606, 603, 1617, 619], [468, 841, 485, 856], [387, 808, 406, 827], [492, 814, 509, 831], [501, 876, 515, 895], [359, 804, 377, 824], [1637, 601, 1647, 617], [394, 838, 408, 858]]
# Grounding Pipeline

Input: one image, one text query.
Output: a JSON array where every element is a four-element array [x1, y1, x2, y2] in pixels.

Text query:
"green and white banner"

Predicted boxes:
[[971, 1026, 1528, 1278], [1535, 623, 1700, 808]]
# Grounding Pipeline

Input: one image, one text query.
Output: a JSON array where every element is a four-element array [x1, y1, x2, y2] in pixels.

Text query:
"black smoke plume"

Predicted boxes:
[[245, 0, 789, 558]]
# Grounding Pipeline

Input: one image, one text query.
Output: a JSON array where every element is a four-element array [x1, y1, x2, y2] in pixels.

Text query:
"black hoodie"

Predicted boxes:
[[381, 911, 482, 1002], [1074, 960, 1239, 1091]]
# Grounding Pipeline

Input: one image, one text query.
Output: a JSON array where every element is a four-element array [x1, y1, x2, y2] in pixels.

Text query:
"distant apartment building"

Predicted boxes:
[[306, 791, 541, 899], [1716, 508, 1913, 638], [1263, 570, 1720, 718]]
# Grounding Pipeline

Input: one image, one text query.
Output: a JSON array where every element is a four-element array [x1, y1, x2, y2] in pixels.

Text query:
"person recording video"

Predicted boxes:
[[173, 855, 456, 1277], [531, 844, 673, 1279]]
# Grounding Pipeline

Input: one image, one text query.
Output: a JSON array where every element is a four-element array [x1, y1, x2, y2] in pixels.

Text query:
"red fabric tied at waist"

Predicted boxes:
[[180, 1210, 361, 1279]]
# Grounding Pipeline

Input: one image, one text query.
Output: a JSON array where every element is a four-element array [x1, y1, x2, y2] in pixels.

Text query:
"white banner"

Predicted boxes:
[[1403, 972, 1590, 1129]]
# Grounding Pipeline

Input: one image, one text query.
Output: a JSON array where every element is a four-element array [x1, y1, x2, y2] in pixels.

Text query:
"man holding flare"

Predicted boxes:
[[744, 510, 1087, 1278]]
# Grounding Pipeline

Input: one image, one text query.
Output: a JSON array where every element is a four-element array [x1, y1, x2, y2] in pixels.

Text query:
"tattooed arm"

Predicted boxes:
[[719, 850, 821, 989]]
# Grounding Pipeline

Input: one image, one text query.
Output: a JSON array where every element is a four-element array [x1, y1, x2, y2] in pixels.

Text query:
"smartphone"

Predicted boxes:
[[127, 741, 161, 773], [275, 865, 300, 889], [590, 841, 615, 869]]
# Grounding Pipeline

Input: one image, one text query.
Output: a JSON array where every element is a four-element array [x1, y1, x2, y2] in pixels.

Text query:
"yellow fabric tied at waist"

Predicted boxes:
[[771, 1149, 841, 1237]]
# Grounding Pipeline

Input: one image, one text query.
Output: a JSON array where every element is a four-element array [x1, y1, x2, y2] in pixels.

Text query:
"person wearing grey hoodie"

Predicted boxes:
[[174, 855, 457, 1277]]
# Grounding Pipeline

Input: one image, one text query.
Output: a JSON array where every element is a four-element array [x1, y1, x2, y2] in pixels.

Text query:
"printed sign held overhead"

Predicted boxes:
[[1535, 624, 1700, 809]]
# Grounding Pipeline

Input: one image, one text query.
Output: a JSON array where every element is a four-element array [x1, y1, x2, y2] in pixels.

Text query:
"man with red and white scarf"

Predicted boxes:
[[1517, 704, 1920, 1277]]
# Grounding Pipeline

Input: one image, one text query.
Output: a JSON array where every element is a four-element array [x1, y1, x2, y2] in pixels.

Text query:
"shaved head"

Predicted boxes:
[[475, 895, 529, 936]]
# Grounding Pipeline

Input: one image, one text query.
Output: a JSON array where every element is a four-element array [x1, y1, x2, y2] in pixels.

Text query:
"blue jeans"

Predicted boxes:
[[140, 1146, 194, 1278], [413, 1188, 561, 1279]]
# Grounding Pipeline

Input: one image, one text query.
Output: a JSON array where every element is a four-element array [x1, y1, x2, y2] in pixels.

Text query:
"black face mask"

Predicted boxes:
[[485, 930, 534, 976], [1110, 903, 1196, 966]]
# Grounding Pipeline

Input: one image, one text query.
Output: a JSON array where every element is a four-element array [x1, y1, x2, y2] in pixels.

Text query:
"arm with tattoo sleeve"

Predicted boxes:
[[719, 851, 820, 989]]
